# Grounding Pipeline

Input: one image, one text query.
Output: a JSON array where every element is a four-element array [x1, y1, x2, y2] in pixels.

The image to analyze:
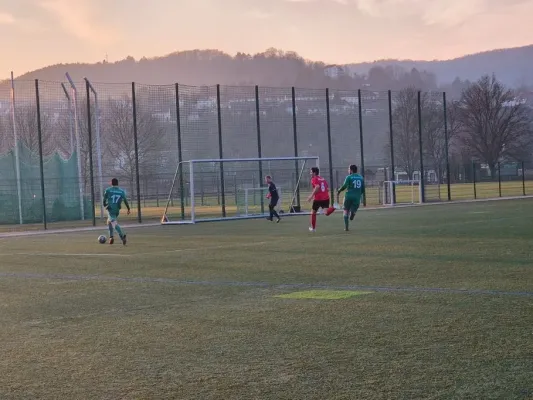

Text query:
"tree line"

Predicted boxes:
[[390, 74, 533, 183], [15, 49, 474, 95]]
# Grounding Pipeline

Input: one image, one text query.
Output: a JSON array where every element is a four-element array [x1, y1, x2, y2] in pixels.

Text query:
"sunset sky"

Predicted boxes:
[[2, 0, 533, 79]]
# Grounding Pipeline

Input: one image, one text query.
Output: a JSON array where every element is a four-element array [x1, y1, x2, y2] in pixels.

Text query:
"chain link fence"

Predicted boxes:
[[1, 79, 531, 229]]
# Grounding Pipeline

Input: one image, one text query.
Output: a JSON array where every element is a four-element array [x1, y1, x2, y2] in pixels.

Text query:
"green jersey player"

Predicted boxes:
[[337, 164, 365, 231], [103, 178, 130, 245]]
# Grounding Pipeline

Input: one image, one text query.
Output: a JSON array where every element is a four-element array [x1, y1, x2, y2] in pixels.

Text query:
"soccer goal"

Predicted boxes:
[[161, 156, 319, 224], [382, 180, 422, 206]]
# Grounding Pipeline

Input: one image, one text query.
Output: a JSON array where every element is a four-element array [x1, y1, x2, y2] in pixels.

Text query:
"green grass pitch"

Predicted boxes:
[[0, 198, 532, 399]]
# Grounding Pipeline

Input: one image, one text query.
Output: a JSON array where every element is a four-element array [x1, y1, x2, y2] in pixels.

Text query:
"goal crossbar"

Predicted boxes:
[[162, 156, 319, 224], [187, 156, 317, 163]]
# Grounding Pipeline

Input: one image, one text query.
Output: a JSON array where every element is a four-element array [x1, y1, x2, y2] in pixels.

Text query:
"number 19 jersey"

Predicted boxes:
[[311, 176, 330, 201], [343, 173, 364, 199]]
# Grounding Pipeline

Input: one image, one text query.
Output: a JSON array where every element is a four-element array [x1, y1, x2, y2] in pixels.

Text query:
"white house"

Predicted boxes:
[[324, 65, 345, 79]]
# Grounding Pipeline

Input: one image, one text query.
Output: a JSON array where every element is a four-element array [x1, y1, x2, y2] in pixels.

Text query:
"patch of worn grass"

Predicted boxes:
[[275, 290, 373, 299]]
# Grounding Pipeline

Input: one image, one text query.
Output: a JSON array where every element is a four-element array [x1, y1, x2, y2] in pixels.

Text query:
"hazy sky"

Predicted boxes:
[[2, 0, 533, 78]]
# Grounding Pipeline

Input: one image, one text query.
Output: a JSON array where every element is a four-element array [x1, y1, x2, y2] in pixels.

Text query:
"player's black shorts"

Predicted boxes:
[[312, 199, 330, 212], [269, 198, 279, 208]]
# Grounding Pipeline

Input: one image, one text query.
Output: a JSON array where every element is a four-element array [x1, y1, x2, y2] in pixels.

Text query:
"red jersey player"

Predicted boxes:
[[306, 167, 335, 232]]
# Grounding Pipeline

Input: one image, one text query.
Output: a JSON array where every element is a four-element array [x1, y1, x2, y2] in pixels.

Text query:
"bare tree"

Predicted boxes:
[[389, 87, 420, 179], [103, 95, 164, 190], [50, 106, 76, 158], [68, 97, 99, 190], [0, 114, 12, 153], [10, 104, 54, 158], [457, 75, 533, 177], [388, 89, 463, 187], [421, 99, 460, 185]]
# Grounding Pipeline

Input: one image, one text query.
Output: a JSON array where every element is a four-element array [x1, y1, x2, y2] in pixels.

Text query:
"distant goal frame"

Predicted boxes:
[[161, 156, 320, 224], [382, 180, 423, 206]]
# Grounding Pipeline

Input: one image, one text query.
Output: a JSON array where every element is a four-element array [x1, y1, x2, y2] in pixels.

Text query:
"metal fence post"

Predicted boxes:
[[473, 161, 477, 199], [175, 83, 185, 220], [388, 90, 396, 203], [358, 89, 366, 206], [443, 92, 451, 201], [84, 78, 104, 219], [216, 84, 226, 218], [292, 86, 300, 210], [35, 79, 47, 229], [498, 162, 502, 197], [325, 88, 334, 200], [255, 85, 265, 214], [85, 79, 96, 226], [417, 91, 425, 203], [131, 82, 142, 223], [522, 161, 526, 195]]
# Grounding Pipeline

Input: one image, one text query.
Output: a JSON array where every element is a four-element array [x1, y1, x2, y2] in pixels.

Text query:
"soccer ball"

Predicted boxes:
[[98, 235, 107, 244]]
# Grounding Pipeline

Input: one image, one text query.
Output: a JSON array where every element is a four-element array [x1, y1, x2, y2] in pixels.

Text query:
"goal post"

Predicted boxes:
[[382, 180, 422, 206], [162, 156, 319, 224]]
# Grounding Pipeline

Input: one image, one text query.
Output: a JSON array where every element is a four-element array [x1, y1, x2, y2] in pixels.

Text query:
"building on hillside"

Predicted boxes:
[[323, 65, 346, 79]]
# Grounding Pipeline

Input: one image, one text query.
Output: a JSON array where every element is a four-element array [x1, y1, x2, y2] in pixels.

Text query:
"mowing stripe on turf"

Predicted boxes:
[[0, 271, 532, 297]]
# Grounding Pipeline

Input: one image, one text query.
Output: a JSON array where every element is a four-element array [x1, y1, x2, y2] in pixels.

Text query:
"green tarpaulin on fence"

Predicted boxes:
[[0, 142, 90, 224]]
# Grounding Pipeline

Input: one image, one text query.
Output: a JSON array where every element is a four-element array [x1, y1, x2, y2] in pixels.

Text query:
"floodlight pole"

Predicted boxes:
[[61, 82, 75, 155], [65, 72, 85, 220], [84, 77, 104, 218]]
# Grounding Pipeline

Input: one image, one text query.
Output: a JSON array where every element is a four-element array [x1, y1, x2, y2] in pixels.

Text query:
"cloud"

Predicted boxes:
[[0, 12, 15, 24], [283, 0, 513, 27], [0, 10, 45, 33], [349, 0, 493, 26], [285, 0, 486, 27], [38, 0, 121, 45], [244, 10, 272, 19]]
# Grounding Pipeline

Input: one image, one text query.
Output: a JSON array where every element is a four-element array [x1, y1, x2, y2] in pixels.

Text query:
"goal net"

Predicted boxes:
[[162, 156, 319, 224], [235, 187, 284, 217], [382, 180, 422, 206]]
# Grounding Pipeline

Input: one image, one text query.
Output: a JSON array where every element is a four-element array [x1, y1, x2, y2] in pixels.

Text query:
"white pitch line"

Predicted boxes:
[[3, 252, 130, 257], [0, 240, 271, 257], [0, 232, 342, 258], [0, 222, 161, 238]]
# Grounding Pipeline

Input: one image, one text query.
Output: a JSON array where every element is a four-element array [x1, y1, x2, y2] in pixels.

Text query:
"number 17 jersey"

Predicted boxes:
[[311, 176, 330, 201], [103, 187, 128, 215]]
